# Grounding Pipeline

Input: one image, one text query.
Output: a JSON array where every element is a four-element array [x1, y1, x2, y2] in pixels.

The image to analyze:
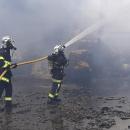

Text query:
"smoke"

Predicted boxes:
[[98, 0, 130, 58], [0, 0, 130, 60], [0, 0, 89, 58]]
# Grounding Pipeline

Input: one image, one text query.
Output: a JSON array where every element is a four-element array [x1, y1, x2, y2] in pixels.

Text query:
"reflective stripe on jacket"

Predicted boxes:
[[52, 78, 62, 83], [0, 56, 11, 83]]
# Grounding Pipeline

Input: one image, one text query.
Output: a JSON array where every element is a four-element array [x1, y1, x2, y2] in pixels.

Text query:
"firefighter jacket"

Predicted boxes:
[[0, 48, 12, 83], [48, 52, 68, 80]]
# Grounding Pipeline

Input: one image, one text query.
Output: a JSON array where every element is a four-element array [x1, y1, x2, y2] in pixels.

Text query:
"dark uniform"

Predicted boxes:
[[48, 51, 68, 102], [0, 47, 13, 108]]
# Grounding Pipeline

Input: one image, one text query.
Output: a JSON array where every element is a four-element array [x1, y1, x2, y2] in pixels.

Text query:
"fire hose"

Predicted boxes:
[[16, 56, 48, 66], [0, 56, 48, 80]]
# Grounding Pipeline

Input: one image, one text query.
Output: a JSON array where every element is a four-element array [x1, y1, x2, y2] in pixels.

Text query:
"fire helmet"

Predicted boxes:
[[54, 45, 65, 53], [1, 36, 16, 50], [2, 36, 11, 44]]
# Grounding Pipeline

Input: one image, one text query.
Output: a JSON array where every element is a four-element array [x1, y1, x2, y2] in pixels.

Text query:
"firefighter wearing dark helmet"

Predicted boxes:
[[47, 45, 68, 104], [0, 36, 17, 111]]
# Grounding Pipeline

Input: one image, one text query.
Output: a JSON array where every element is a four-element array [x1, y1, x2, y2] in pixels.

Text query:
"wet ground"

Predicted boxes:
[[0, 77, 130, 130]]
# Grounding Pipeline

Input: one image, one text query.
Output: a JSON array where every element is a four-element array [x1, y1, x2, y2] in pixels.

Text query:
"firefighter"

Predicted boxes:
[[0, 36, 17, 111], [47, 45, 68, 104]]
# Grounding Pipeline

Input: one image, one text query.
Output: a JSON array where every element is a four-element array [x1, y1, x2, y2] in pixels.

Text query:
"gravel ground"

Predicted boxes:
[[0, 77, 130, 130]]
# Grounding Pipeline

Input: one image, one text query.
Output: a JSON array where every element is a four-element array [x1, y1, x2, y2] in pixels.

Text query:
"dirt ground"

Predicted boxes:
[[0, 77, 130, 130]]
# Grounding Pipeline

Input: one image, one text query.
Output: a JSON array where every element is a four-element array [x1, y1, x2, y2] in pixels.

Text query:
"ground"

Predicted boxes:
[[0, 77, 130, 130]]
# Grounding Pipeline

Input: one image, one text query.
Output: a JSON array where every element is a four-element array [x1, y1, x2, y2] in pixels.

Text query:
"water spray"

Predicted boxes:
[[64, 20, 104, 48]]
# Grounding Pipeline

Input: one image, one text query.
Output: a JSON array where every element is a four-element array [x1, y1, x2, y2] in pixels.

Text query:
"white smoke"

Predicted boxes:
[[0, 0, 130, 57]]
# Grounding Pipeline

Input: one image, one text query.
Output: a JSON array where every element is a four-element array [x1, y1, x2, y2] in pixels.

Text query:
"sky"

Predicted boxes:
[[0, 0, 130, 60]]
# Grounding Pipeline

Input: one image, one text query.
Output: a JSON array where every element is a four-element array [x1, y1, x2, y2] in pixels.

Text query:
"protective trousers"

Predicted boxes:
[[48, 79, 62, 100], [0, 80, 12, 108]]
